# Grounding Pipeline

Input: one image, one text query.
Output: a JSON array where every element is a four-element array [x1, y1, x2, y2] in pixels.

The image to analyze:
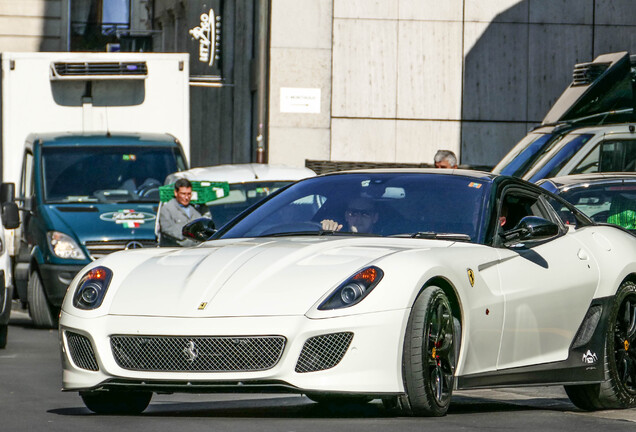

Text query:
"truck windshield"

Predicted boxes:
[[526, 134, 593, 183], [42, 146, 186, 203], [493, 133, 557, 177]]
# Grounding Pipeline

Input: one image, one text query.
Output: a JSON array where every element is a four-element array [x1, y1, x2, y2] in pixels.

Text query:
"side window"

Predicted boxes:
[[20, 151, 34, 199], [499, 192, 547, 232], [574, 140, 636, 174], [545, 197, 578, 226], [572, 144, 600, 174]]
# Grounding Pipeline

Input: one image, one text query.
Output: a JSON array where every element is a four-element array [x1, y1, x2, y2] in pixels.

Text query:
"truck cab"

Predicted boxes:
[[13, 132, 187, 328]]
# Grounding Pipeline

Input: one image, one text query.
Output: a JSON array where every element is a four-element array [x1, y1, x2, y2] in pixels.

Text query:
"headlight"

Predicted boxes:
[[73, 266, 113, 310], [318, 266, 383, 310], [47, 231, 86, 260]]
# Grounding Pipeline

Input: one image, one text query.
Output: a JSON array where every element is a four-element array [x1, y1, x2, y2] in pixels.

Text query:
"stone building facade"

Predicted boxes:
[[269, 0, 636, 169], [2, 0, 636, 169]]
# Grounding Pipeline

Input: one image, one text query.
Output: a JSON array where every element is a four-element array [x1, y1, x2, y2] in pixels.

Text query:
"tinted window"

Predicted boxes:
[[527, 134, 593, 182], [495, 133, 557, 177], [555, 181, 636, 230], [43, 146, 185, 203], [572, 140, 636, 174], [206, 181, 293, 227], [218, 173, 493, 243]]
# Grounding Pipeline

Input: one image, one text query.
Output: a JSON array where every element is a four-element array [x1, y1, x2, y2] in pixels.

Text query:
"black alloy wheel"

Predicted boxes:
[[565, 281, 636, 410], [395, 286, 456, 416], [611, 286, 636, 398]]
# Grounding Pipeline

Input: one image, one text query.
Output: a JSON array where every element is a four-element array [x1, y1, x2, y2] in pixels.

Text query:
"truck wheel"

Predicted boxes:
[[27, 271, 57, 329], [0, 324, 7, 349]]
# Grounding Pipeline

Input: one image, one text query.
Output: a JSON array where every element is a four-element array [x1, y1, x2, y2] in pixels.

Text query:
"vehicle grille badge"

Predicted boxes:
[[125, 241, 144, 250], [198, 302, 208, 310], [467, 269, 475, 287], [183, 341, 199, 362]]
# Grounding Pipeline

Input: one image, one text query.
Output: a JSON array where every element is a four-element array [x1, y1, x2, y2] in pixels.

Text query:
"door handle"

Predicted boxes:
[[577, 249, 589, 260]]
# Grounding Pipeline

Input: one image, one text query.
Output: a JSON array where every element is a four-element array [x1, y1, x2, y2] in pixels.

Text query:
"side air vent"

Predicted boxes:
[[571, 62, 610, 87], [571, 305, 602, 349], [50, 61, 148, 80]]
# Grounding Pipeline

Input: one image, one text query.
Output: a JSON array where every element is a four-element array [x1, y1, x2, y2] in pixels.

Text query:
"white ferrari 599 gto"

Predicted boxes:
[[59, 169, 636, 416]]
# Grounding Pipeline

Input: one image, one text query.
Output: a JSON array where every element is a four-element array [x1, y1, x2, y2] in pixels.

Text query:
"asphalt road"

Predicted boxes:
[[2, 304, 635, 432]]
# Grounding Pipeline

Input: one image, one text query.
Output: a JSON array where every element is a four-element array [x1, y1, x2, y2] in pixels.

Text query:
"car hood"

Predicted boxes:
[[105, 237, 451, 317], [45, 203, 158, 241]]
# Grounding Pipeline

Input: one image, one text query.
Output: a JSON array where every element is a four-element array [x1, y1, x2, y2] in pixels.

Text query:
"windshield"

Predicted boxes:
[[217, 173, 493, 243], [43, 146, 186, 203], [206, 181, 293, 227], [526, 134, 593, 183], [493, 132, 557, 177], [555, 180, 636, 231]]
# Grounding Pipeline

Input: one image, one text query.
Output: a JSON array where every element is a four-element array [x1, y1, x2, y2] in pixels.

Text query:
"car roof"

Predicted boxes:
[[319, 168, 499, 181], [166, 163, 316, 184], [543, 172, 636, 188]]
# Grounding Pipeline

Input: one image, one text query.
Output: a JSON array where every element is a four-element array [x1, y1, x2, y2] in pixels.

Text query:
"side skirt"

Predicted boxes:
[[457, 296, 613, 390]]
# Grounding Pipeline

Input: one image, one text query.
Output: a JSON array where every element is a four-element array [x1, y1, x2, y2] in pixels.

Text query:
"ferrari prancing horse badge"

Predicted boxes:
[[467, 269, 475, 287]]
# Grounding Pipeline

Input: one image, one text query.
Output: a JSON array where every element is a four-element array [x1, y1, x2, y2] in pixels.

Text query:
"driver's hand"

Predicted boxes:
[[321, 219, 342, 231]]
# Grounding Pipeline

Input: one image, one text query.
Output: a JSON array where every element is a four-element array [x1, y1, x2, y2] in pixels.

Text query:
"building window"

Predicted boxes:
[[70, 0, 132, 51]]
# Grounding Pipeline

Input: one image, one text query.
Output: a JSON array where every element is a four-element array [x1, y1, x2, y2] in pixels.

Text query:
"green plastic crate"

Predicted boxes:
[[159, 181, 230, 204]]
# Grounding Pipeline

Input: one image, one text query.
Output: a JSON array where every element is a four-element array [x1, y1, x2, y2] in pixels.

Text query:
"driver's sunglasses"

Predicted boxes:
[[346, 208, 373, 218]]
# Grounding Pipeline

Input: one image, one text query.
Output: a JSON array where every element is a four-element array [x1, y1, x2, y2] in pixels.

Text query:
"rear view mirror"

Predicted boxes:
[[182, 217, 216, 242], [2, 202, 19, 229]]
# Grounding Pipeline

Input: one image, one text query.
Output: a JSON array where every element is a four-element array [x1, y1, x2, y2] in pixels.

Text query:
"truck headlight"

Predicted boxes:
[[318, 266, 383, 310], [47, 231, 86, 260], [73, 266, 112, 310]]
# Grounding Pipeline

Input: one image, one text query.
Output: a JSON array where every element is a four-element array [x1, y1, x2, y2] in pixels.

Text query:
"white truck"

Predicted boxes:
[[0, 52, 191, 331]]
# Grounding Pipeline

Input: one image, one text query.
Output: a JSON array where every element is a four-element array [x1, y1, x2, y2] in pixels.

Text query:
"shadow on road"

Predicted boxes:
[[47, 393, 576, 418]]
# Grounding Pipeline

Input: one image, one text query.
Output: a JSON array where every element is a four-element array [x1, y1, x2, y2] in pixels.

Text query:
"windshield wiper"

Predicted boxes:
[[392, 232, 472, 242], [259, 230, 381, 238]]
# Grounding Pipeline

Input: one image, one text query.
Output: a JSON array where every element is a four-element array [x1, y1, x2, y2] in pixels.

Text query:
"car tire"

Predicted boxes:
[[80, 390, 152, 415], [564, 280, 636, 410], [0, 324, 7, 349], [27, 271, 57, 329], [394, 286, 456, 417]]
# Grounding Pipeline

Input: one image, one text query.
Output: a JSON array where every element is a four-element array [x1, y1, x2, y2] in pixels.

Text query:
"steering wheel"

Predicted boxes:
[[136, 179, 162, 198]]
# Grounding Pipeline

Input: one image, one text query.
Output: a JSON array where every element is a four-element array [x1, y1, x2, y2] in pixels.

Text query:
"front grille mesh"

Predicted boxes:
[[111, 335, 286, 372], [66, 331, 99, 371], [295, 332, 353, 373], [85, 240, 157, 260]]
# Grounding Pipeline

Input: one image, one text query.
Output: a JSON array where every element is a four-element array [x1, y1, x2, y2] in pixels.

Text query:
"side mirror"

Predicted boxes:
[[0, 182, 15, 204], [2, 202, 19, 229], [182, 217, 216, 242], [500, 216, 559, 246]]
